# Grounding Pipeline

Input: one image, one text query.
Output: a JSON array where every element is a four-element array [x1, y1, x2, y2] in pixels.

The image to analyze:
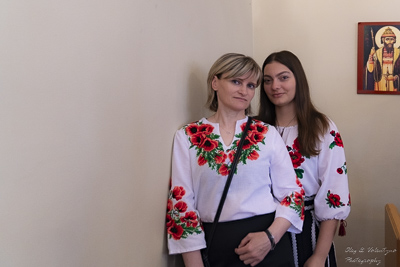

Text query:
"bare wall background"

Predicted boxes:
[[2, 0, 399, 266], [0, 0, 253, 266], [253, 0, 400, 266]]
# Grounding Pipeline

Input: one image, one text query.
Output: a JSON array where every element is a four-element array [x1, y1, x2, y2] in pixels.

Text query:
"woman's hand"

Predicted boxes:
[[234, 231, 271, 266], [303, 254, 326, 267], [235, 217, 292, 266]]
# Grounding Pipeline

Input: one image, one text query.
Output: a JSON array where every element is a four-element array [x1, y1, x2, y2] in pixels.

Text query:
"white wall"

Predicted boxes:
[[253, 0, 400, 266], [3, 0, 399, 266], [0, 1, 253, 266]]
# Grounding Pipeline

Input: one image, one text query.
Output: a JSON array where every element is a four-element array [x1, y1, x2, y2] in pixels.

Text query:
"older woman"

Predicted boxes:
[[166, 53, 304, 267]]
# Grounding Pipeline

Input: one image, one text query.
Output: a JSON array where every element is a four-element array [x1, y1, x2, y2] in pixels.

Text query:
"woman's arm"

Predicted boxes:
[[304, 219, 338, 267], [234, 217, 292, 267], [182, 250, 205, 267]]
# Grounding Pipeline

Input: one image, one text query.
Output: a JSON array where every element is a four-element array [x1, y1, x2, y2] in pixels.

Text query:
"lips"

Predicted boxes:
[[272, 93, 284, 98]]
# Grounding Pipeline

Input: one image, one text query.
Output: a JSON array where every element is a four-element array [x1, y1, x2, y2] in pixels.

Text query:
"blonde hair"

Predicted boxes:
[[206, 53, 262, 115]]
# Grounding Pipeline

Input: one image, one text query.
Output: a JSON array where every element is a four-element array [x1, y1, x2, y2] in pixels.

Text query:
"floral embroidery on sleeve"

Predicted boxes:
[[329, 131, 344, 149], [280, 189, 305, 220], [183, 119, 268, 176], [325, 190, 345, 208], [337, 162, 347, 174], [166, 186, 202, 240]]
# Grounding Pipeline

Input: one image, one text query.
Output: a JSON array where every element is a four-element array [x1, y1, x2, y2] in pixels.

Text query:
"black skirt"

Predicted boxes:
[[202, 213, 295, 267], [290, 199, 337, 267]]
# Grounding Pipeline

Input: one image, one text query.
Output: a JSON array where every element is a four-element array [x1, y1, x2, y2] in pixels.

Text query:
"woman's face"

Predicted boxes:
[[263, 61, 296, 108], [212, 72, 257, 114]]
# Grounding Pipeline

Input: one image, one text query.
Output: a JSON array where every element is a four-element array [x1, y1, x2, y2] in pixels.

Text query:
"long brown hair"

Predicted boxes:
[[257, 50, 329, 157]]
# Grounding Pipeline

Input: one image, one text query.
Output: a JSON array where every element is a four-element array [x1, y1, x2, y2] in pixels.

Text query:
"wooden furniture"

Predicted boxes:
[[385, 203, 400, 267]]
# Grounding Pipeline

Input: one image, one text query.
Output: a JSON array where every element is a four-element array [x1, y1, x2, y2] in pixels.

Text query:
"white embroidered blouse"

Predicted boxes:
[[276, 119, 351, 222], [166, 117, 304, 254]]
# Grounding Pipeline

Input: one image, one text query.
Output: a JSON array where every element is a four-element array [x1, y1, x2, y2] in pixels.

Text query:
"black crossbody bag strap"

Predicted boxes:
[[203, 116, 252, 258]]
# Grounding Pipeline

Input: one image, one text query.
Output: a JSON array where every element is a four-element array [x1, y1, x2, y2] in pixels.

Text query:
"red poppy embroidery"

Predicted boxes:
[[166, 186, 202, 240], [183, 119, 268, 176], [325, 190, 345, 208], [181, 211, 199, 228], [329, 131, 344, 149], [287, 138, 306, 179], [172, 186, 185, 201], [280, 189, 304, 219], [198, 155, 207, 166], [215, 151, 227, 164], [219, 164, 230, 176], [281, 196, 291, 207], [289, 150, 305, 168], [247, 150, 259, 160], [200, 137, 219, 152], [174, 201, 188, 213], [168, 221, 184, 240]]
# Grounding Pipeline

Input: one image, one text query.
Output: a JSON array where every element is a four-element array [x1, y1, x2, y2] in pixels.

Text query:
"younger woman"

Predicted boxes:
[[257, 50, 350, 267]]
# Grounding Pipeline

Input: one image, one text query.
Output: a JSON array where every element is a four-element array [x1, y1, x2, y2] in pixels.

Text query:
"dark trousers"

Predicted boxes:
[[202, 213, 295, 267]]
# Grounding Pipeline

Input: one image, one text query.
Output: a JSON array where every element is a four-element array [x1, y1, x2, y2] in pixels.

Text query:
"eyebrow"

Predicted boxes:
[[264, 71, 291, 78]]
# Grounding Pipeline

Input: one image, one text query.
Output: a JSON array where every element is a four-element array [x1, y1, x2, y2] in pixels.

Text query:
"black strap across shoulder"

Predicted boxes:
[[204, 116, 252, 254]]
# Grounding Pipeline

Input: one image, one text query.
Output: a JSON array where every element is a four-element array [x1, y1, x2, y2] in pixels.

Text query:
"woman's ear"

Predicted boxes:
[[211, 76, 219, 91]]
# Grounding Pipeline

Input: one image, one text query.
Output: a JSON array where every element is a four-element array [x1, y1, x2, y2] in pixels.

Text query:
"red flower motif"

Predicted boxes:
[[215, 151, 227, 164], [348, 194, 351, 206], [198, 124, 214, 135], [239, 137, 253, 150], [200, 137, 219, 152], [337, 168, 343, 174], [168, 221, 184, 240], [198, 155, 207, 166], [219, 164, 230, 176], [294, 192, 304, 206], [166, 214, 173, 228], [181, 211, 199, 227], [172, 186, 185, 200], [328, 193, 342, 207], [167, 199, 173, 212], [185, 124, 200, 137], [247, 150, 259, 160], [289, 151, 305, 168], [241, 122, 253, 131], [248, 131, 264, 144], [228, 150, 235, 162], [296, 177, 303, 187], [334, 133, 344, 147], [301, 207, 305, 220], [281, 196, 291, 207], [174, 201, 188, 213], [190, 133, 205, 146], [292, 138, 300, 151], [254, 122, 268, 135]]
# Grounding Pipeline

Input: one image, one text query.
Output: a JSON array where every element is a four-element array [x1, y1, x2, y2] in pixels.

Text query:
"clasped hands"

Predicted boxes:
[[234, 231, 272, 267]]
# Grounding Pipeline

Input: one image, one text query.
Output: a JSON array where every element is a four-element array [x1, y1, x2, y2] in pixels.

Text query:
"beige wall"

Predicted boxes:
[[0, 0, 253, 266], [2, 0, 400, 266], [253, 0, 400, 266]]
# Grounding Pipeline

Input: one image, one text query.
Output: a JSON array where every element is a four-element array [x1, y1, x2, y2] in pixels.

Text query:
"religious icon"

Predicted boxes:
[[357, 22, 400, 95]]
